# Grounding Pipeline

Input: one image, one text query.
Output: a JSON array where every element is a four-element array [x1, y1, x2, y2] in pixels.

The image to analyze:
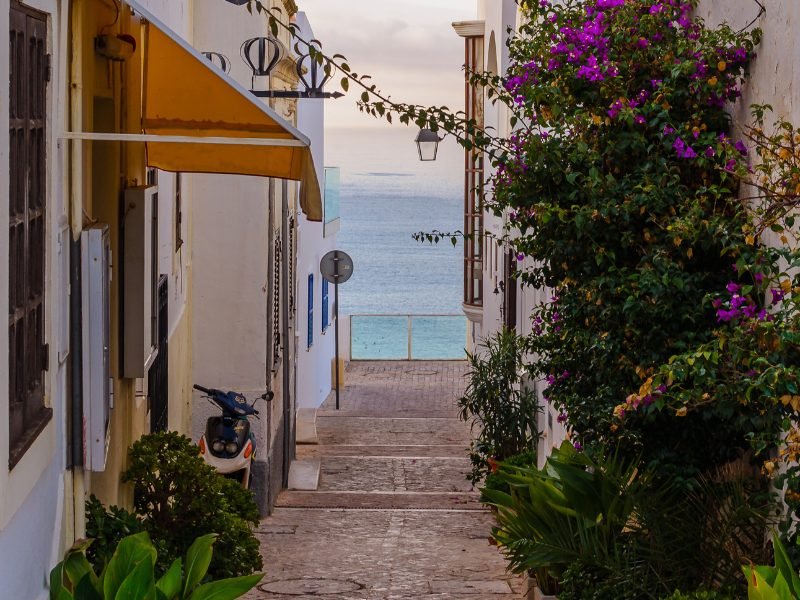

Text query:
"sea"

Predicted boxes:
[[325, 127, 467, 359]]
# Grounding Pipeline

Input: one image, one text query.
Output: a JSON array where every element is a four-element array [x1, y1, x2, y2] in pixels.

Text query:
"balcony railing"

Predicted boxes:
[[349, 314, 468, 361]]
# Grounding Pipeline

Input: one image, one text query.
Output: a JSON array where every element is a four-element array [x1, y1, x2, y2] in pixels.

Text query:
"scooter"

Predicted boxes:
[[193, 384, 273, 488]]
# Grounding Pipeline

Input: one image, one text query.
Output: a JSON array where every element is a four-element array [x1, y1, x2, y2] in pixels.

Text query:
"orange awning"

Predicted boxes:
[[127, 0, 322, 221]]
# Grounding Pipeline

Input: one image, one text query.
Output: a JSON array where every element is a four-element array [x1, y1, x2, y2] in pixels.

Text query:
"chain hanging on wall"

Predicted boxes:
[[272, 236, 282, 371]]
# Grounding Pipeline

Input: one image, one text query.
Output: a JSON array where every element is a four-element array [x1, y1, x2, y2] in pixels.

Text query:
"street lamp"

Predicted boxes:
[[415, 128, 443, 162]]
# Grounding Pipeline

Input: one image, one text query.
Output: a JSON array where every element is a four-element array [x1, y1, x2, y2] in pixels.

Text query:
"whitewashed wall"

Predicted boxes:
[[295, 11, 336, 410], [0, 0, 69, 597]]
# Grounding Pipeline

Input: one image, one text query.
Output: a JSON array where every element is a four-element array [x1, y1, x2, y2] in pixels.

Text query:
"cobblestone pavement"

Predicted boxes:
[[246, 361, 522, 599]]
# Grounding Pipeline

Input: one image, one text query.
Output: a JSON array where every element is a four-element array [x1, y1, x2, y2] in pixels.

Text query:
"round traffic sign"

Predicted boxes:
[[320, 250, 354, 284]]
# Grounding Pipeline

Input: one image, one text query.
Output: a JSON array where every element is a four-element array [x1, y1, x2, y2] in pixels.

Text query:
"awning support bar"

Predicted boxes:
[[60, 131, 307, 147]]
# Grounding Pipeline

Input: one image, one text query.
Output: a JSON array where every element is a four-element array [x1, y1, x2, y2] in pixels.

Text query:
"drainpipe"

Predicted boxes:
[[281, 180, 292, 487], [68, 0, 87, 541]]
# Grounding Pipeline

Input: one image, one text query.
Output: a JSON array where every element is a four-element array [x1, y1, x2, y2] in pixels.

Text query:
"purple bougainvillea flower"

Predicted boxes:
[[546, 374, 557, 386], [725, 159, 737, 172], [573, 442, 583, 451], [734, 140, 749, 155], [705, 146, 716, 157], [726, 282, 741, 294], [754, 272, 764, 284], [771, 288, 786, 303], [712, 298, 723, 308], [742, 303, 758, 318], [716, 308, 739, 322], [557, 413, 568, 424], [561, 370, 570, 379], [656, 384, 668, 394], [634, 115, 646, 125], [663, 124, 675, 135], [757, 309, 769, 321], [637, 38, 649, 48], [517, 253, 525, 262]]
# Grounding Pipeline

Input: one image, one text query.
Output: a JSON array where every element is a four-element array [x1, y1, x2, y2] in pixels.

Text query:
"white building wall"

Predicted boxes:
[[190, 1, 275, 512], [0, 0, 70, 596], [295, 11, 336, 410]]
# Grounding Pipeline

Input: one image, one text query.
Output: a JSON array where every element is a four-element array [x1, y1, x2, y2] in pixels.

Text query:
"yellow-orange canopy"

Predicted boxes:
[[128, 0, 322, 221]]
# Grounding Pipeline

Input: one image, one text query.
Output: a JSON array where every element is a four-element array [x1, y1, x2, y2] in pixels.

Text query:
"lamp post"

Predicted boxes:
[[415, 128, 443, 161]]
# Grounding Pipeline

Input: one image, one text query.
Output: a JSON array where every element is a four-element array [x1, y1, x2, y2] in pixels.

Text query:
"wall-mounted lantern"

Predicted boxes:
[[415, 129, 443, 162]]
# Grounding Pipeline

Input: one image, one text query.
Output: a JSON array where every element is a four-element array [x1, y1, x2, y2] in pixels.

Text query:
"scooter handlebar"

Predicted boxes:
[[193, 384, 213, 395]]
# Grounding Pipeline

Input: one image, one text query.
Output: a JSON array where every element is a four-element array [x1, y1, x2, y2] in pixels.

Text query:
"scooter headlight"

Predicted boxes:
[[225, 441, 240, 455], [211, 440, 226, 454]]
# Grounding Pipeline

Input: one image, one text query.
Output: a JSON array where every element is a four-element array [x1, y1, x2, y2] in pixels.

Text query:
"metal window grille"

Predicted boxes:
[[8, 2, 52, 468], [174, 173, 183, 252], [288, 216, 295, 318], [148, 276, 169, 432], [321, 278, 329, 333], [307, 274, 314, 348]]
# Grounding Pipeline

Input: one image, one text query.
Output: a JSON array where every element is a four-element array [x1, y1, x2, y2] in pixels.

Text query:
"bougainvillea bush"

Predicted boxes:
[[493, 0, 765, 479]]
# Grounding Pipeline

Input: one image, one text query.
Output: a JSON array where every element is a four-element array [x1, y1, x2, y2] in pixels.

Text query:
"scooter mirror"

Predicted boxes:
[[261, 391, 275, 402]]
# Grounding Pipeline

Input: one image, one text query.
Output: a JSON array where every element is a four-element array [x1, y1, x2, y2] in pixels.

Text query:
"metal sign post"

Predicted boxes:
[[320, 251, 354, 410]]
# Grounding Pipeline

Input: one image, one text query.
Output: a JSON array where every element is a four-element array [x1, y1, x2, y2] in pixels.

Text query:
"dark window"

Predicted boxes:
[[321, 278, 329, 333], [307, 274, 314, 349], [174, 173, 183, 252], [8, 2, 51, 468]]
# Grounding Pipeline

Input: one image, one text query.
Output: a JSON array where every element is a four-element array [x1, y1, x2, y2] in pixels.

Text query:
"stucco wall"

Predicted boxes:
[[0, 0, 70, 596], [695, 0, 799, 128], [295, 12, 336, 410]]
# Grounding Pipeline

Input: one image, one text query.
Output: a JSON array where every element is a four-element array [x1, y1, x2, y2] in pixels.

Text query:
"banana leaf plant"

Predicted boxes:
[[49, 532, 263, 600], [744, 534, 800, 600]]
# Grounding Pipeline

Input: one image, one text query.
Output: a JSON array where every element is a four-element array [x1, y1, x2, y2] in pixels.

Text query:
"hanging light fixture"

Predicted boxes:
[[415, 129, 443, 162], [241, 36, 285, 91]]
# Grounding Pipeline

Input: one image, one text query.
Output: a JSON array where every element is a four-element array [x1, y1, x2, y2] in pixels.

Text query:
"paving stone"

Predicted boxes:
[[248, 361, 522, 599]]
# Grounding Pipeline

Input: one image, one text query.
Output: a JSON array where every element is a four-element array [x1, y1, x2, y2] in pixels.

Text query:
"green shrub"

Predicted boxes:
[[459, 328, 540, 484], [485, 442, 771, 596], [480, 449, 537, 503], [87, 432, 262, 580], [85, 495, 143, 570], [660, 592, 733, 600], [49, 531, 262, 600]]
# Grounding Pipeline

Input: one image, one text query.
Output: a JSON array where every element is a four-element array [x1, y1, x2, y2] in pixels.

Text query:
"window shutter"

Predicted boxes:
[[8, 2, 52, 467]]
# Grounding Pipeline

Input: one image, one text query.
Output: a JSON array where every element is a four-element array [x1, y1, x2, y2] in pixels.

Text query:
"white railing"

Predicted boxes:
[[349, 314, 468, 361]]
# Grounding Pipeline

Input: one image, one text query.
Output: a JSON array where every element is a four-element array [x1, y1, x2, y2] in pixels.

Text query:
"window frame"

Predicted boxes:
[[8, 1, 52, 469], [307, 273, 314, 349]]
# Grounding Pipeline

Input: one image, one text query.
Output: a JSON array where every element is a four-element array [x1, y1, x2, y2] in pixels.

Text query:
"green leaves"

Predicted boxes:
[[104, 533, 157, 600], [185, 575, 263, 600], [49, 531, 263, 600], [182, 535, 216, 598]]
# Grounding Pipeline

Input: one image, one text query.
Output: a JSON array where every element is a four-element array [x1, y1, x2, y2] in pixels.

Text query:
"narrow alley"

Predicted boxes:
[[246, 361, 522, 599]]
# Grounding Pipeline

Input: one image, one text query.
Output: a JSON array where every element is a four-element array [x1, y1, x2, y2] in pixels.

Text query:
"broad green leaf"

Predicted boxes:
[[64, 549, 98, 591], [746, 567, 782, 600], [186, 574, 264, 600], [114, 557, 156, 600], [103, 533, 156, 600], [50, 563, 73, 600], [156, 558, 182, 600], [73, 574, 102, 600], [771, 535, 800, 593], [183, 534, 216, 597]]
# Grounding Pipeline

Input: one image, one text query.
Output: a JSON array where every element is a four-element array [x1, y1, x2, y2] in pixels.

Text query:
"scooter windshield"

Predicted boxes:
[[214, 392, 257, 417]]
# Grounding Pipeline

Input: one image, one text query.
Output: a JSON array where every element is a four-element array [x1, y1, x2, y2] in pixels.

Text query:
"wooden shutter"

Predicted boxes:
[[8, 2, 51, 467]]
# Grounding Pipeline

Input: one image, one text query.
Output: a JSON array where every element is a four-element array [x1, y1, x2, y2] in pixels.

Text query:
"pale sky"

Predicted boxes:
[[296, 0, 477, 129]]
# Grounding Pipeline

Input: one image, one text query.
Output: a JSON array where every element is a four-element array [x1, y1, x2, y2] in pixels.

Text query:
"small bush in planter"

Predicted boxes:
[[459, 328, 540, 484], [481, 449, 537, 503], [87, 432, 262, 580], [49, 531, 262, 600]]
